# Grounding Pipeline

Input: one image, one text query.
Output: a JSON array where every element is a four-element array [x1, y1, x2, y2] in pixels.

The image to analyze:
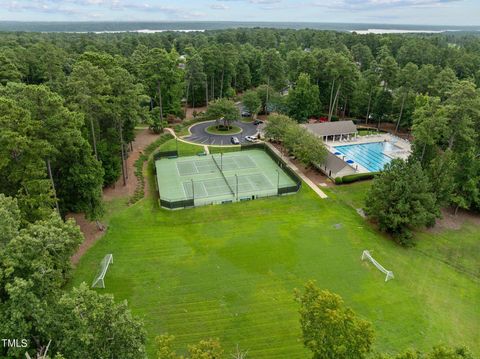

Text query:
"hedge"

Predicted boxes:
[[129, 132, 174, 205], [335, 172, 379, 185]]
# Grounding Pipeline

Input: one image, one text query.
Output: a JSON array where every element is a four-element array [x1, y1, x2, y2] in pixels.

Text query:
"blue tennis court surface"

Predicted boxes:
[[334, 141, 401, 172]]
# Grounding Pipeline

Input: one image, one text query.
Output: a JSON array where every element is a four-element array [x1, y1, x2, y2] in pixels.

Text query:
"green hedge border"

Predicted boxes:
[[334, 172, 379, 185], [129, 132, 174, 205]]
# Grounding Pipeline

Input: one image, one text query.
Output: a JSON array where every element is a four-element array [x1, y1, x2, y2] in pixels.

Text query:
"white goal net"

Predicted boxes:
[[361, 250, 394, 282], [92, 254, 113, 288]]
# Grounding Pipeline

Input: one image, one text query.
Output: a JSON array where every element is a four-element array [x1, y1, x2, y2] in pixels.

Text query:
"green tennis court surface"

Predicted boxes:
[[155, 149, 298, 208]]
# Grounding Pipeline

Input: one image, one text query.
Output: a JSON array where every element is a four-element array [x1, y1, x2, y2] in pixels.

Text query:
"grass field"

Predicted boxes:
[[71, 156, 480, 358]]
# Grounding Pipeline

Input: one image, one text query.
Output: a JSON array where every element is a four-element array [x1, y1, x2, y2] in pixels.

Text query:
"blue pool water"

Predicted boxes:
[[334, 142, 400, 172]]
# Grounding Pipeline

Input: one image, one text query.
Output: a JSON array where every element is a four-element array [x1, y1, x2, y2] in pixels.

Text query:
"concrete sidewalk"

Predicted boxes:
[[165, 128, 328, 199], [266, 143, 328, 199]]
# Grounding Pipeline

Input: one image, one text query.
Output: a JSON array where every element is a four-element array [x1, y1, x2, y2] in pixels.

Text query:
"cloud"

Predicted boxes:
[[310, 0, 462, 10], [217, 0, 282, 3], [210, 3, 229, 10], [0, 0, 205, 19]]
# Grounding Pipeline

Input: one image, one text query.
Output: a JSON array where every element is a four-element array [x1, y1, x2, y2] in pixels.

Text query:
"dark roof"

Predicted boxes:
[[304, 120, 357, 137], [324, 152, 354, 174]]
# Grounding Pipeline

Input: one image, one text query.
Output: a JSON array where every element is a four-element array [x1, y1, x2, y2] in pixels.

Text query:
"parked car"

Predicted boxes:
[[253, 119, 263, 125], [245, 135, 257, 143], [231, 136, 240, 145], [241, 111, 251, 117]]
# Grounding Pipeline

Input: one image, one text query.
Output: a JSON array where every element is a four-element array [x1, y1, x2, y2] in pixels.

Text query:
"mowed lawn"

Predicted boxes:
[[70, 180, 480, 358]]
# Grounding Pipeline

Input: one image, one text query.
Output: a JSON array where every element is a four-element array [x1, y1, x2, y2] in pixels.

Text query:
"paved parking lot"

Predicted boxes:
[[184, 120, 259, 145]]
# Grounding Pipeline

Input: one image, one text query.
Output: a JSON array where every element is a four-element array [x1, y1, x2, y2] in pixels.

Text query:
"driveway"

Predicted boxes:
[[184, 120, 259, 145]]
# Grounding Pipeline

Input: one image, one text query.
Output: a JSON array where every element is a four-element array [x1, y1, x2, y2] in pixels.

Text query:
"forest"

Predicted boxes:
[[1, 29, 479, 222], [1, 29, 479, 221], [0, 28, 479, 358]]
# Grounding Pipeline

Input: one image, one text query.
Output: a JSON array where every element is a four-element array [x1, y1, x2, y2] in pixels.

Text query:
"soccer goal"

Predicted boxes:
[[361, 250, 394, 282], [92, 254, 113, 288]]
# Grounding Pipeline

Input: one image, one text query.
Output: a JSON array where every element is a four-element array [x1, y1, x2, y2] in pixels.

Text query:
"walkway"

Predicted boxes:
[[266, 143, 328, 199]]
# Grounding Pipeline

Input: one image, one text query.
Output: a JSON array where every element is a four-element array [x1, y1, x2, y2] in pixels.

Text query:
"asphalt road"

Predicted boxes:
[[184, 120, 259, 145]]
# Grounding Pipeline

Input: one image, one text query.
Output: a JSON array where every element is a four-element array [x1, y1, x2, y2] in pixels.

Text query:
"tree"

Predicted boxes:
[[350, 66, 380, 123], [0, 97, 55, 222], [377, 46, 399, 91], [286, 49, 317, 84], [441, 81, 480, 213], [1, 83, 104, 221], [365, 159, 440, 245], [155, 335, 223, 359], [411, 96, 448, 164], [242, 89, 261, 118], [287, 73, 321, 122], [256, 84, 275, 114], [431, 67, 458, 101], [394, 62, 418, 132], [263, 114, 296, 142], [205, 98, 240, 129], [108, 65, 145, 186], [261, 48, 286, 91], [66, 59, 111, 162], [155, 334, 178, 359], [27, 41, 67, 93], [324, 51, 359, 121], [185, 50, 207, 110], [0, 194, 20, 248], [52, 284, 146, 359], [372, 90, 394, 126], [295, 281, 374, 359], [188, 339, 223, 359], [264, 114, 327, 167], [142, 48, 184, 126], [0, 51, 22, 85], [351, 43, 374, 71], [0, 204, 83, 358], [0, 197, 145, 358]]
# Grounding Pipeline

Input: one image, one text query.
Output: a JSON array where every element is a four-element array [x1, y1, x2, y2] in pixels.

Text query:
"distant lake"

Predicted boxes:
[[0, 21, 479, 33]]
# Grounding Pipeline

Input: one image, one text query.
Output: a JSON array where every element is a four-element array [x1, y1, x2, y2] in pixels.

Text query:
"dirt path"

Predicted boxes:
[[70, 128, 162, 265], [103, 128, 159, 200]]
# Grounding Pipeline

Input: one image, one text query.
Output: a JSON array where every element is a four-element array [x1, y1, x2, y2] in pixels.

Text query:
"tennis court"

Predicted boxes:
[[155, 149, 300, 209]]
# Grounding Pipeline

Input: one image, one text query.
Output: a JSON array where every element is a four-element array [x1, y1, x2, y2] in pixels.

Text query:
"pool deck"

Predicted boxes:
[[325, 133, 412, 173]]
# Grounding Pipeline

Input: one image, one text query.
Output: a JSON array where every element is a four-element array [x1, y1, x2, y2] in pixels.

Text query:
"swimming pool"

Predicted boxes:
[[334, 141, 401, 172]]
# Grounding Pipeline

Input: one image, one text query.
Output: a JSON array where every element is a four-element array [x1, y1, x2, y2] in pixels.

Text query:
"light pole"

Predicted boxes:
[[276, 170, 280, 194], [235, 174, 239, 201], [191, 179, 195, 200]]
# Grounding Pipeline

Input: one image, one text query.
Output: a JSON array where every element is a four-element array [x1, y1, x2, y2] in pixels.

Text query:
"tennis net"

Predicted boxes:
[[212, 155, 235, 195]]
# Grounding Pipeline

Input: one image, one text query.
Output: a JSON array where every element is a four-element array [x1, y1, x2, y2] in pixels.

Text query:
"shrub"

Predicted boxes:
[[335, 177, 343, 184], [341, 172, 378, 184], [129, 133, 173, 205]]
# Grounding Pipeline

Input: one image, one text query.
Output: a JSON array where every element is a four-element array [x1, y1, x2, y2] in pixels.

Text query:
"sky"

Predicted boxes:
[[0, 0, 479, 26]]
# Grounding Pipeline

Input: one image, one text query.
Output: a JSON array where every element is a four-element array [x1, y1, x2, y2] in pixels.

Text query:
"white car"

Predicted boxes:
[[245, 136, 257, 143]]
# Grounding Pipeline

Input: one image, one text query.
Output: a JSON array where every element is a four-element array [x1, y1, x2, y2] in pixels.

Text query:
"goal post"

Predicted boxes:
[[361, 250, 394, 282], [92, 254, 113, 288]]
